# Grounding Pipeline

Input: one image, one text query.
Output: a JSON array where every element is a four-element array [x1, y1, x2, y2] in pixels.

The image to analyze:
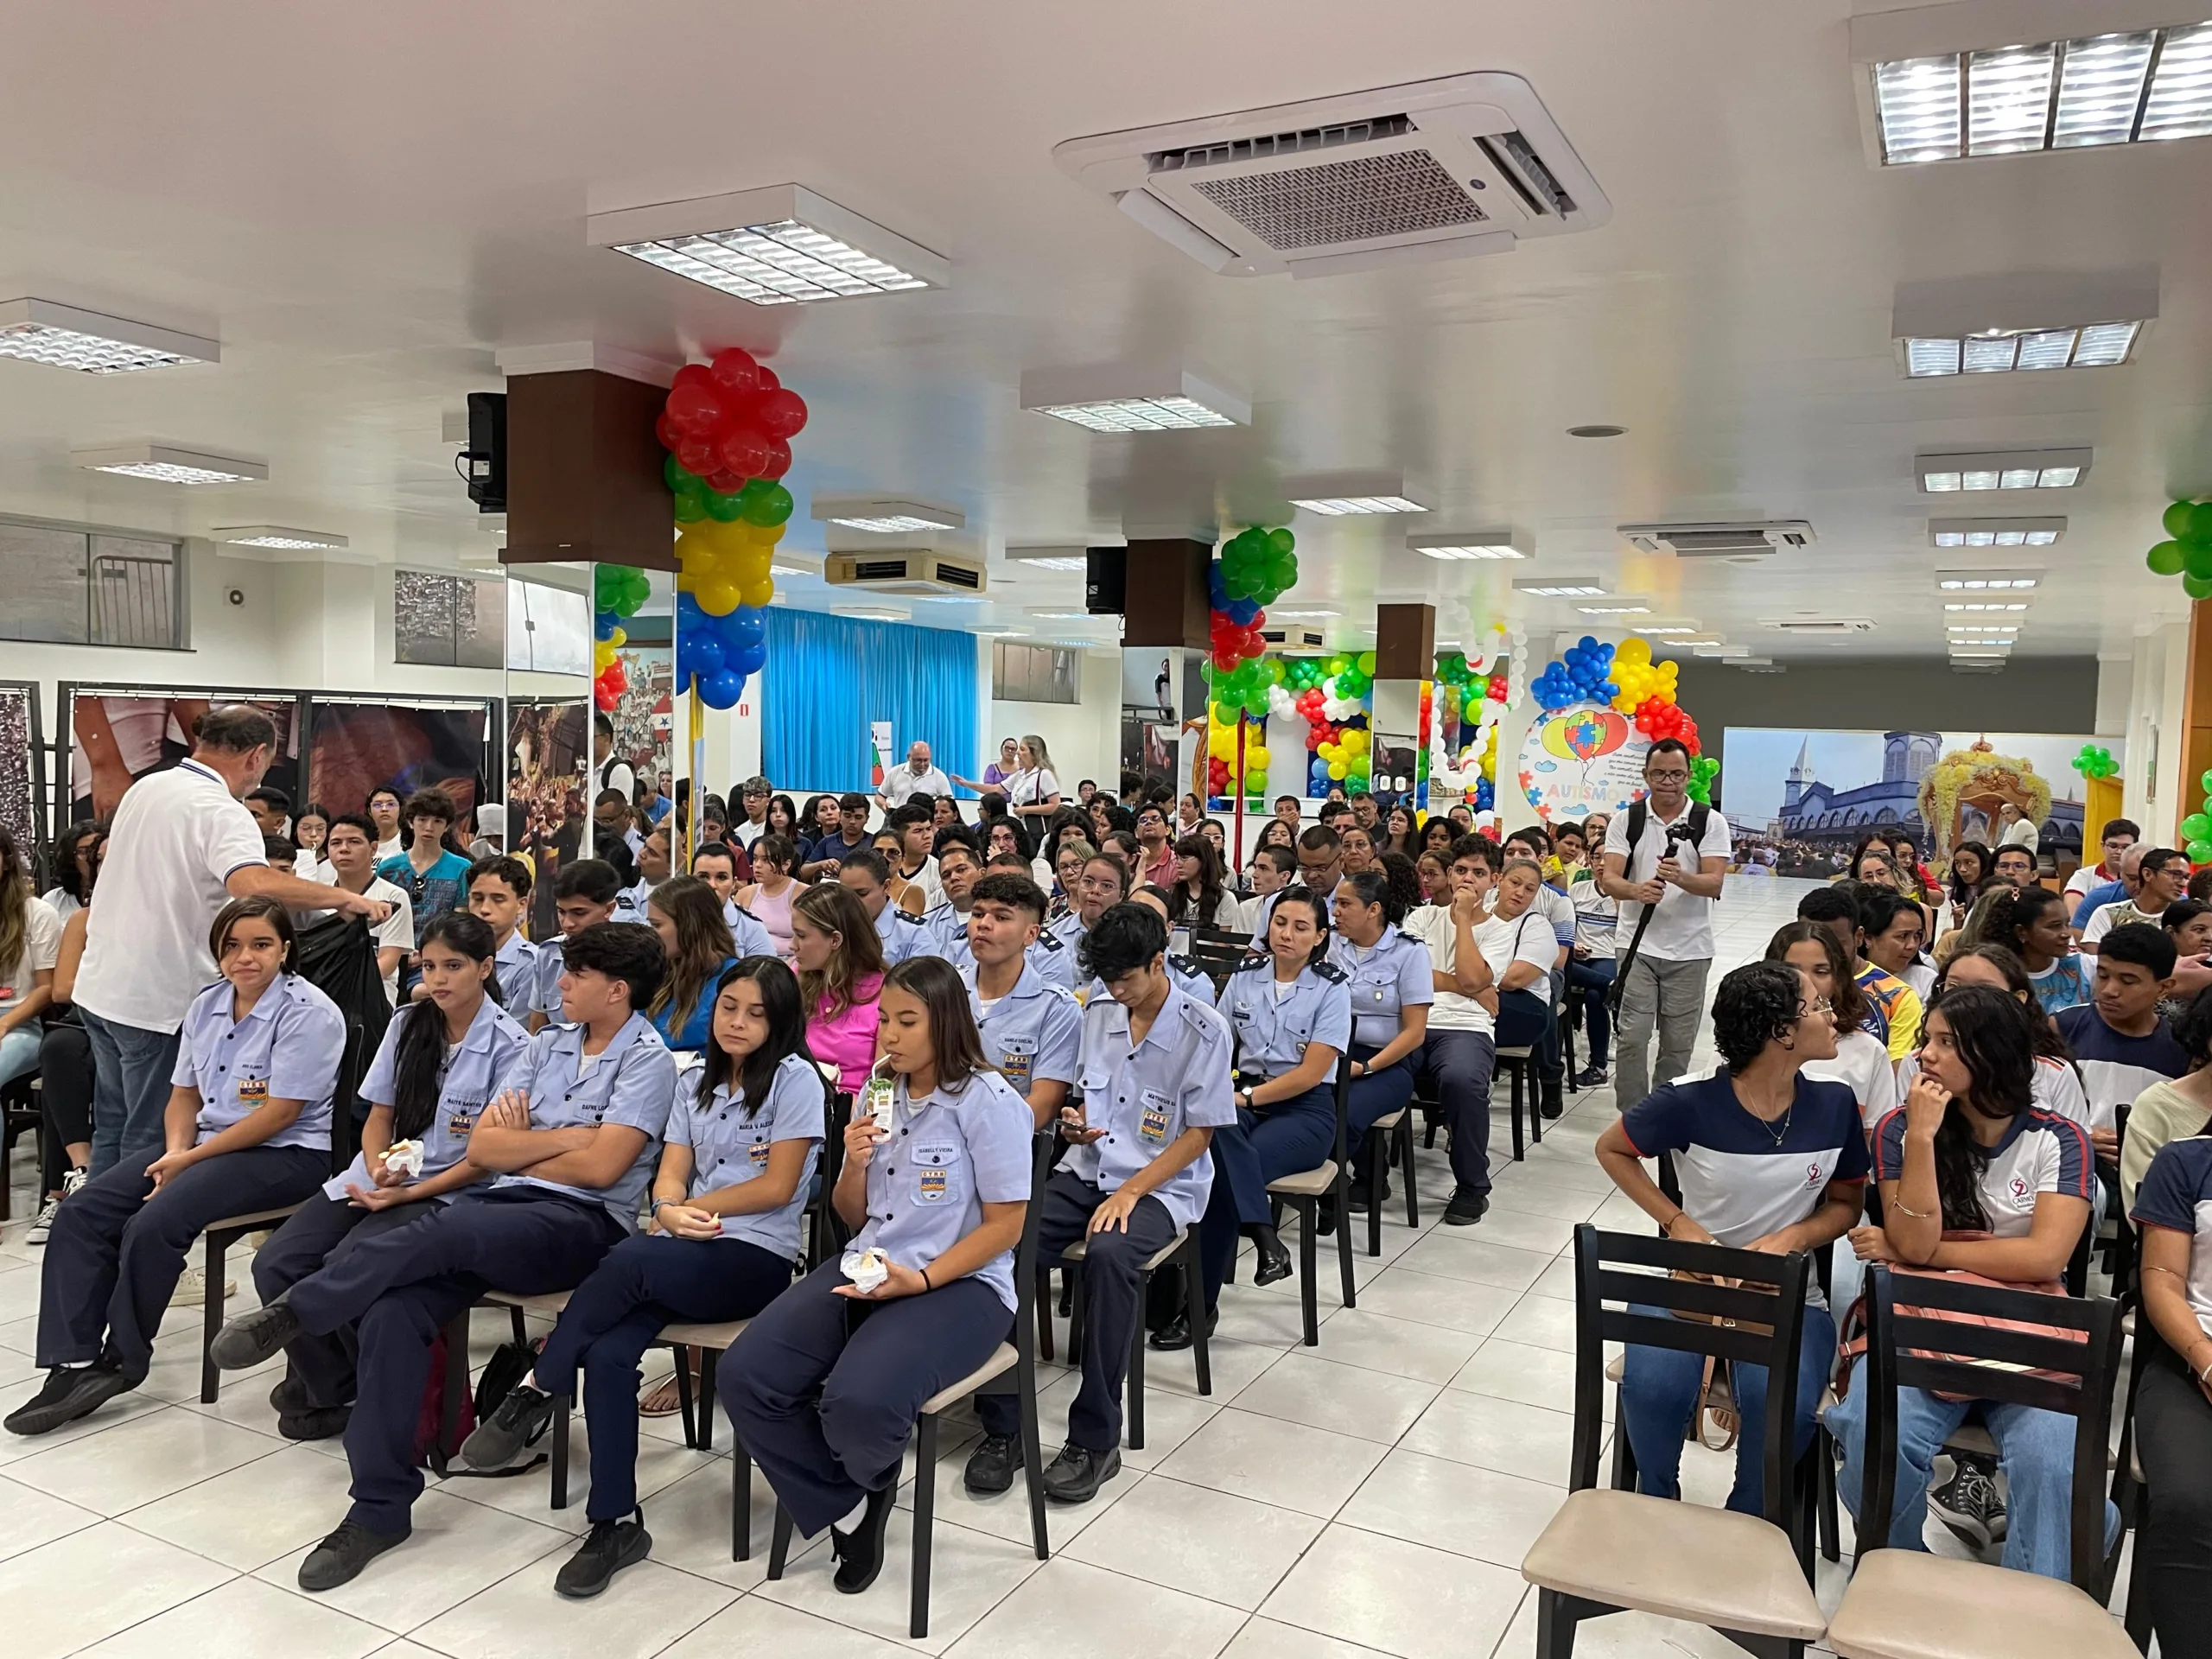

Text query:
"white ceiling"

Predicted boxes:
[[2, 0, 2209, 664]]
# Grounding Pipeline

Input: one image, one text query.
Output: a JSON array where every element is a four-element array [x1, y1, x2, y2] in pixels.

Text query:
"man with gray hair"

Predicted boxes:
[[73, 707, 388, 1174], [876, 740, 951, 814]]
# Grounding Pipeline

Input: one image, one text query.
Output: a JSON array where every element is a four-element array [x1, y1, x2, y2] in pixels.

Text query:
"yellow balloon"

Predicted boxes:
[[607, 626, 626, 651], [592, 640, 617, 673], [739, 574, 774, 608], [674, 528, 722, 567], [690, 518, 750, 557], [732, 544, 772, 583], [1616, 636, 1651, 667], [696, 576, 741, 616], [675, 567, 697, 593], [1209, 725, 1236, 761], [742, 519, 785, 547], [1246, 745, 1271, 772]]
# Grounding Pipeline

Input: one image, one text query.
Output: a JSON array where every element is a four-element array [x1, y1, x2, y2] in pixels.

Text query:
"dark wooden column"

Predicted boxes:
[[501, 369, 677, 571]]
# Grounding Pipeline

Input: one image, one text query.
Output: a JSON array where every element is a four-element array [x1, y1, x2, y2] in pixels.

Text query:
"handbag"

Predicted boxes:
[[1836, 1233, 2081, 1402]]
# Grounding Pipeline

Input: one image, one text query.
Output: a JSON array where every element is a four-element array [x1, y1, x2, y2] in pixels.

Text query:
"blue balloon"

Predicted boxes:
[[682, 635, 727, 681], [674, 593, 706, 631], [729, 641, 767, 677], [698, 668, 744, 710], [718, 604, 766, 649], [594, 608, 622, 642], [1227, 597, 1262, 626], [1578, 634, 1599, 654]]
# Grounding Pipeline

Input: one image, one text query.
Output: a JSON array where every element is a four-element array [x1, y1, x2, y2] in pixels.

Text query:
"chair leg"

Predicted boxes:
[[551, 1393, 571, 1510], [200, 1232, 226, 1404], [1127, 1273, 1147, 1452], [1535, 1587, 1582, 1659], [1018, 1355, 1048, 1562], [674, 1346, 698, 1448], [1363, 1129, 1384, 1259], [697, 1348, 718, 1452], [1817, 1427, 1840, 1563], [912, 1413, 939, 1640], [1510, 1062, 1525, 1162], [1297, 1198, 1319, 1345], [1336, 1171, 1357, 1311], [1188, 1238, 1212, 1396], [1035, 1268, 1055, 1363], [766, 1498, 794, 1579], [731, 1441, 751, 1561], [509, 1306, 528, 1348], [1397, 1116, 1420, 1231], [1529, 1061, 1543, 1147]]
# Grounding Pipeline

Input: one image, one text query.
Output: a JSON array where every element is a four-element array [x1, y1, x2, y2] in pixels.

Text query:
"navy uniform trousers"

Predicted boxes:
[[1197, 1081, 1335, 1312], [281, 1185, 626, 1535], [976, 1172, 1177, 1452], [252, 1197, 435, 1408], [38, 1145, 328, 1378], [533, 1232, 796, 1522], [721, 1261, 1012, 1537], [1344, 1045, 1415, 1183]]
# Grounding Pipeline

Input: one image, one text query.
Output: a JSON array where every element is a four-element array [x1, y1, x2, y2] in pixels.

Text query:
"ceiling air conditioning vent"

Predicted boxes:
[[823, 551, 988, 597], [1261, 625, 1328, 650], [1764, 618, 1875, 636], [1619, 520, 1815, 558], [1056, 73, 1610, 281]]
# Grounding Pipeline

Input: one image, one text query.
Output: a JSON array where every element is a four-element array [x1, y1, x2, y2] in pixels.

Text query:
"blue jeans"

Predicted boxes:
[[1622, 1301, 1835, 1513], [1565, 957, 1615, 1068], [1826, 1378, 2120, 1579], [81, 1008, 183, 1178], [0, 1025, 39, 1089]]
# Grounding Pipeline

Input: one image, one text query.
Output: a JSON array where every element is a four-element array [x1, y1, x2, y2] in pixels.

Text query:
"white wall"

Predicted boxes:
[[2124, 620, 2191, 842], [982, 645, 1120, 794]]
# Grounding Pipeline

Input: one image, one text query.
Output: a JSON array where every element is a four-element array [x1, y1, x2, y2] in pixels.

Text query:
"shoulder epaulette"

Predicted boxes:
[[1033, 930, 1064, 951], [1311, 959, 1348, 983]]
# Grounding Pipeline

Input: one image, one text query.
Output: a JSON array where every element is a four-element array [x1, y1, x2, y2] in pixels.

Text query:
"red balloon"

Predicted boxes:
[[718, 426, 770, 479], [756, 386, 808, 441], [709, 347, 761, 396], [665, 381, 724, 431], [655, 413, 683, 451], [757, 436, 792, 480], [1211, 648, 1239, 672], [676, 434, 718, 476], [706, 469, 743, 495], [671, 363, 714, 394], [756, 365, 780, 393]]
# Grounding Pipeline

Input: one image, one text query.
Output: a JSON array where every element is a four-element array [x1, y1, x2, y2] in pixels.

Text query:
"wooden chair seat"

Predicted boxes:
[[921, 1342, 1016, 1416], [204, 1205, 305, 1233], [480, 1288, 574, 1316], [1058, 1234, 1189, 1273], [1268, 1160, 1338, 1198], [659, 1319, 747, 1351], [1827, 1548, 2135, 1659]]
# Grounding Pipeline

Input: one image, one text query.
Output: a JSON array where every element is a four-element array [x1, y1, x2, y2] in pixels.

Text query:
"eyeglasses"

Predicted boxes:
[[1646, 769, 1689, 784], [1802, 998, 1834, 1017]]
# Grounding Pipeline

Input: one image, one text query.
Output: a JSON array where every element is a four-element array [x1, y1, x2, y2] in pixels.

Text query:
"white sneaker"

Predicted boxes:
[[61, 1166, 88, 1198], [170, 1267, 237, 1308], [23, 1198, 61, 1246]]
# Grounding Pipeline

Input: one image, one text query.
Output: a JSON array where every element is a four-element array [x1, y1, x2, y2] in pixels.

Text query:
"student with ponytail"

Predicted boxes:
[[249, 912, 530, 1440], [1978, 881, 2090, 1014]]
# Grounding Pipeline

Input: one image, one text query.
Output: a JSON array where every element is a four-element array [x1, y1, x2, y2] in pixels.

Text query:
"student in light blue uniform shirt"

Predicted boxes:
[[1191, 887, 1351, 1334], [209, 924, 679, 1592], [839, 849, 935, 967], [532, 857, 630, 1023], [461, 958, 827, 1599], [13, 898, 344, 1438], [722, 957, 1036, 1594], [1326, 869, 1433, 1207], [966, 904, 1235, 1503], [251, 913, 530, 1437], [958, 872, 1081, 1127], [461, 855, 550, 1031]]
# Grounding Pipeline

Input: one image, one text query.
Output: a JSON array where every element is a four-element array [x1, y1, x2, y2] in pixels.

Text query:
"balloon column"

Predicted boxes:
[[655, 346, 810, 709], [590, 565, 651, 711], [2146, 499, 2212, 600], [2182, 767, 2212, 867], [2070, 743, 2119, 781], [1529, 636, 1619, 710], [1202, 527, 1299, 803]]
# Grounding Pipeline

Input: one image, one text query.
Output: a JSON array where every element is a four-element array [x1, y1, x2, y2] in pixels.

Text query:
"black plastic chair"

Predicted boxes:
[[1187, 925, 1255, 995], [1827, 1266, 2127, 1659], [1053, 1224, 1210, 1448], [1264, 1051, 1358, 1344], [1357, 1104, 1421, 1253], [1521, 1224, 1825, 1659]]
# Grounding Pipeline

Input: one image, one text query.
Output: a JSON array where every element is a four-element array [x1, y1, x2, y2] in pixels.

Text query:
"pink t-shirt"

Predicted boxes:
[[809, 971, 884, 1095]]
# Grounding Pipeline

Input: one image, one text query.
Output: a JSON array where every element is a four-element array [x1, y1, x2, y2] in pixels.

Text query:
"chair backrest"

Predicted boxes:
[[1008, 1129, 1059, 1364], [808, 1090, 855, 1268], [1569, 1224, 1813, 1528], [1859, 1265, 2120, 1592], [1188, 926, 1254, 991], [1331, 1048, 1351, 1172], [328, 1017, 366, 1174]]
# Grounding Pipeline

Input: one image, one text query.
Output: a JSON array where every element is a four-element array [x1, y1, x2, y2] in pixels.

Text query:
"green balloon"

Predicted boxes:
[[664, 454, 696, 493], [2167, 500, 2198, 539], [2150, 540, 2188, 575], [2186, 541, 2212, 582], [2190, 840, 2212, 866], [2183, 814, 2212, 842], [1268, 527, 1295, 556], [673, 486, 707, 524], [2194, 502, 2212, 543], [2185, 572, 2212, 601], [740, 483, 793, 527], [2200, 768, 2212, 795], [704, 490, 744, 523]]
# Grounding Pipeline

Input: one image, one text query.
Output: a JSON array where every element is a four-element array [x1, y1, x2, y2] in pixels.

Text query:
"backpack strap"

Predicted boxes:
[[1624, 798, 1647, 850]]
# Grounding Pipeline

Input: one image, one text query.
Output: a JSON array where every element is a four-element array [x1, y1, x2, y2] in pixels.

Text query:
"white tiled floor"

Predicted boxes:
[[0, 879, 1933, 1659]]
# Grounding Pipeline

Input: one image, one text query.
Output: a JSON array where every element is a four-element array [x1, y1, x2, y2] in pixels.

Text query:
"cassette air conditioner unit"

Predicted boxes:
[[823, 549, 988, 598]]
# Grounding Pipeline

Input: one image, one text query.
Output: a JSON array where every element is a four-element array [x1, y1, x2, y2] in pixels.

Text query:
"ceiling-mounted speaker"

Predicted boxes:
[[1086, 546, 1128, 614]]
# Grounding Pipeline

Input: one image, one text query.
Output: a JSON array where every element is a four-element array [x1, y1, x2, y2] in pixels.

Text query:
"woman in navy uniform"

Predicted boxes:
[[1183, 886, 1351, 1342], [8, 896, 344, 1436], [462, 957, 826, 1598], [251, 912, 529, 1440], [721, 957, 1034, 1596], [1326, 868, 1433, 1221]]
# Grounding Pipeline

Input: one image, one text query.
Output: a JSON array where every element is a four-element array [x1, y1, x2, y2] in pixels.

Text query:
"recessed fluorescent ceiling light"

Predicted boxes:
[[1286, 473, 1431, 517], [1513, 577, 1606, 597], [588, 184, 944, 305], [73, 443, 265, 485], [1269, 607, 1342, 619], [810, 496, 965, 534], [1007, 547, 1091, 572], [1870, 22, 2212, 165], [1946, 601, 2031, 612], [1904, 321, 2140, 375], [213, 525, 347, 550], [1577, 603, 1652, 615], [1692, 643, 1751, 657], [0, 299, 217, 373], [1408, 532, 1521, 561], [1929, 517, 2065, 547], [1024, 607, 1094, 620], [1936, 569, 2041, 590], [1917, 449, 2089, 492], [1631, 624, 1699, 635], [768, 563, 810, 578], [1019, 363, 1249, 432]]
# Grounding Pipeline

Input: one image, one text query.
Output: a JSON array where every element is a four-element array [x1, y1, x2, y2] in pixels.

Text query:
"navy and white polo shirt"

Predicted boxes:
[[2052, 1005, 2187, 1132], [2130, 1135, 2212, 1341], [1620, 1071, 1871, 1304], [1872, 1105, 2094, 1238]]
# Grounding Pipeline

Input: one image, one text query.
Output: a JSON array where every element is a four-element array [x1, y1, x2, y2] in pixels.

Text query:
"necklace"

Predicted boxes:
[[1737, 1081, 1795, 1146]]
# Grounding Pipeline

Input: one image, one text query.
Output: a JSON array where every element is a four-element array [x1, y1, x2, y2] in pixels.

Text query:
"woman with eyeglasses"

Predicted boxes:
[[1594, 961, 1869, 1514]]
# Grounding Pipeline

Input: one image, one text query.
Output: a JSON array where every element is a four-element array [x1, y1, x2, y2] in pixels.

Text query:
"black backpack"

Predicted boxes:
[[1621, 798, 1711, 860]]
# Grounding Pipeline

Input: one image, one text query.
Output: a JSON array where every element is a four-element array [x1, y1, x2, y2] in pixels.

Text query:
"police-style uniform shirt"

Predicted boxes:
[[1873, 1103, 2094, 1239], [1327, 925, 1435, 1051], [1223, 957, 1353, 1080], [325, 995, 531, 1201], [940, 918, 1077, 993], [614, 880, 652, 923], [960, 960, 1079, 1101], [1065, 985, 1236, 1230], [664, 1052, 826, 1260], [875, 903, 934, 967], [492, 1013, 679, 1230], [1622, 1071, 1870, 1306], [2131, 1136, 2212, 1340], [170, 972, 347, 1152], [722, 898, 776, 958], [850, 1070, 1036, 1311], [923, 899, 966, 957], [1085, 956, 1217, 1009], [533, 934, 570, 1019], [1046, 910, 1090, 960], [493, 931, 543, 1019]]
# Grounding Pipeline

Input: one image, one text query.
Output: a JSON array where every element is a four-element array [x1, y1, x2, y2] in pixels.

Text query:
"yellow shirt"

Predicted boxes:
[[1855, 963, 1923, 1063]]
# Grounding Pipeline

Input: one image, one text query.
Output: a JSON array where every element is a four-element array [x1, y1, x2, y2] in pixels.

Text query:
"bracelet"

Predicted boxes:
[[1661, 1211, 1686, 1236], [920, 1266, 932, 1291], [1890, 1197, 1931, 1219]]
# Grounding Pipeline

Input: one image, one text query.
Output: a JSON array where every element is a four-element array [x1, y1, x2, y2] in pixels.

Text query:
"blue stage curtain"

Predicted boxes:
[[760, 607, 978, 793]]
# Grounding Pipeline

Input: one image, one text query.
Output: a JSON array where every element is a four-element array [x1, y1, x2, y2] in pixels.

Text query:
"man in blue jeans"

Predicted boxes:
[[72, 706, 387, 1174]]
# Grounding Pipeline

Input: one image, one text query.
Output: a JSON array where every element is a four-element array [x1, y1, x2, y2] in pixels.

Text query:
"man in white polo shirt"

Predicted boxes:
[[875, 740, 952, 814], [73, 706, 388, 1176], [1599, 739, 1732, 1109]]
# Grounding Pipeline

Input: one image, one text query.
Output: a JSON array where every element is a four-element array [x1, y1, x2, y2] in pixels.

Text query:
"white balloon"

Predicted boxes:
[[1268, 684, 1297, 717]]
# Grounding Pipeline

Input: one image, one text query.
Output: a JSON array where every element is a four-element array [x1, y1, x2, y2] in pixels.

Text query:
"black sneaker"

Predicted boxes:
[[1147, 1306, 1218, 1351], [962, 1433, 1018, 1495], [210, 1295, 302, 1371], [1929, 1457, 2003, 1552], [3, 1363, 136, 1436], [1442, 1188, 1491, 1227], [1042, 1443, 1122, 1504], [297, 1520, 409, 1592], [1345, 1179, 1392, 1214], [269, 1372, 309, 1415], [555, 1514, 652, 1599], [1574, 1065, 1610, 1090], [278, 1404, 353, 1442], [460, 1382, 557, 1469], [830, 1483, 897, 1595]]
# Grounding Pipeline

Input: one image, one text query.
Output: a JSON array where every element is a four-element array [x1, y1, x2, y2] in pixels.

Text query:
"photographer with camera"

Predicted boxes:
[[1599, 739, 1732, 1108]]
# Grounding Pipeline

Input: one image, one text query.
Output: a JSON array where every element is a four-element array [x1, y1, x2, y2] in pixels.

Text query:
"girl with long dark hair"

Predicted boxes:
[[1944, 840, 1992, 929], [1166, 832, 1237, 928], [1827, 987, 2111, 1581], [463, 957, 827, 1599], [249, 912, 529, 1438], [645, 875, 739, 1053], [721, 957, 1035, 1594]]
